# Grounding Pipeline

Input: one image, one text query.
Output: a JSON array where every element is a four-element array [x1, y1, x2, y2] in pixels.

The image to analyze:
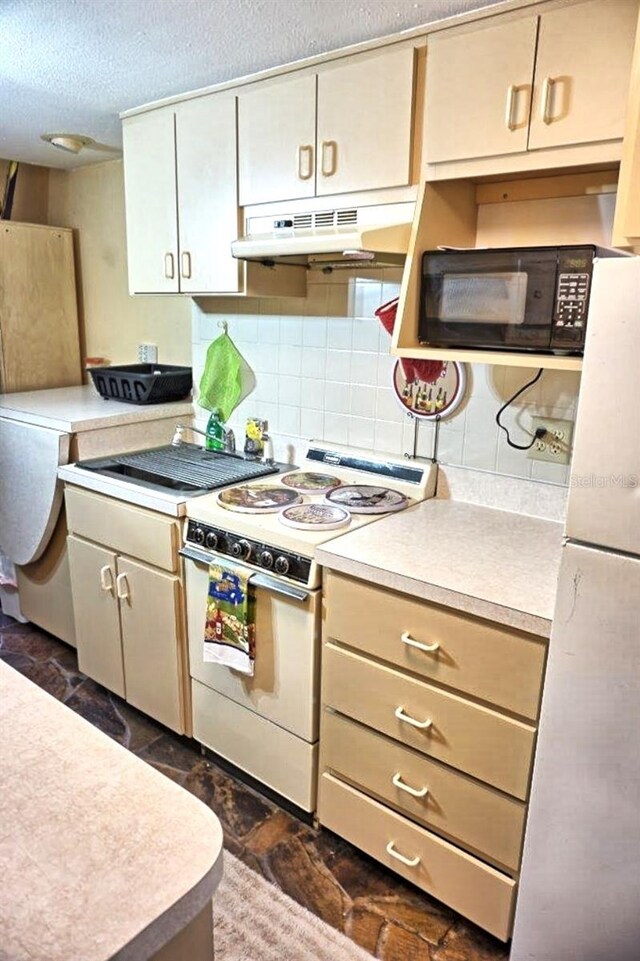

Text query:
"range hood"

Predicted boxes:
[[231, 202, 415, 270]]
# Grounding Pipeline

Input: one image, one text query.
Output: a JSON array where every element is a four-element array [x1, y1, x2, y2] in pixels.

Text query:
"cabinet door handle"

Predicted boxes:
[[164, 252, 175, 279], [181, 251, 192, 279], [99, 565, 114, 594], [540, 76, 555, 125], [392, 772, 429, 799], [401, 631, 440, 654], [505, 84, 518, 131], [297, 144, 314, 181], [386, 841, 420, 868], [321, 140, 338, 177], [116, 573, 130, 601], [395, 706, 432, 730]]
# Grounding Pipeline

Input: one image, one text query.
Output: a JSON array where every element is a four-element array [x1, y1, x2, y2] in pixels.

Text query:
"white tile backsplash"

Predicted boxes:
[[192, 272, 580, 484]]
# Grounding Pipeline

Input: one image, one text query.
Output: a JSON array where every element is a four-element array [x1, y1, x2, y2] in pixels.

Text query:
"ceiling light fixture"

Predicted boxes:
[[41, 133, 96, 154]]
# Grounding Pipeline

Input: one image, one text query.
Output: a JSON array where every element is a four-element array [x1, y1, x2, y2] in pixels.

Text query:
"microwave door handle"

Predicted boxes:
[[178, 546, 310, 602]]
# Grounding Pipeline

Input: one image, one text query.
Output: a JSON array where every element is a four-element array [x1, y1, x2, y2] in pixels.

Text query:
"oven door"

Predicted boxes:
[[181, 546, 321, 742], [420, 248, 558, 352]]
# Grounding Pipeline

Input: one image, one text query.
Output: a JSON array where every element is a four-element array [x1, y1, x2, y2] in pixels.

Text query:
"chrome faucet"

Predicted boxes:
[[171, 424, 208, 447]]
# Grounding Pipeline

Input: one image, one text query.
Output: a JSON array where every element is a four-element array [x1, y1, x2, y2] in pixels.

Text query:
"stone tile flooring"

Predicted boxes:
[[0, 612, 510, 961]]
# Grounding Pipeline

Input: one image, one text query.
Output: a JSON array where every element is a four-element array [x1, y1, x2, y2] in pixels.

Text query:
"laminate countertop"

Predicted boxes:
[[0, 661, 223, 961], [316, 498, 564, 637]]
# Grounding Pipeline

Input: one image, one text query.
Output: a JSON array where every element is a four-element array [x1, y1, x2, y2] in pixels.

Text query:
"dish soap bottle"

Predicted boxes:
[[205, 408, 225, 451]]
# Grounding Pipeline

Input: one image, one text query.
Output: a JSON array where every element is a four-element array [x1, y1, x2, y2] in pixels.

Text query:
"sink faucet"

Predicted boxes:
[[171, 424, 208, 447]]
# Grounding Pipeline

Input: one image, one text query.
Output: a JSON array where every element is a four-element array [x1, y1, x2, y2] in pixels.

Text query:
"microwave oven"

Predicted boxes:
[[419, 245, 627, 354]]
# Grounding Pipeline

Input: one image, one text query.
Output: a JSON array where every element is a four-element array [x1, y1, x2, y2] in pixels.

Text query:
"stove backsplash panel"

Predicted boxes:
[[192, 271, 580, 485]]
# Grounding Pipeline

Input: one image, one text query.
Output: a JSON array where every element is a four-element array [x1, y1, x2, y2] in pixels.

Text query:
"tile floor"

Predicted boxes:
[[0, 612, 510, 961]]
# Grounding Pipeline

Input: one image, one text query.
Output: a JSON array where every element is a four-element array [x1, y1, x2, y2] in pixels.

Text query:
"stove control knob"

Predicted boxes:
[[231, 539, 252, 561], [274, 555, 290, 576], [259, 550, 274, 570], [205, 530, 219, 551], [193, 526, 205, 546]]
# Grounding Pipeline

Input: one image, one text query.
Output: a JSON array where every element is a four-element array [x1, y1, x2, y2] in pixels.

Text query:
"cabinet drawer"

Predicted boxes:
[[65, 486, 178, 572], [325, 572, 546, 719], [321, 710, 525, 872], [323, 644, 535, 799], [318, 772, 515, 941]]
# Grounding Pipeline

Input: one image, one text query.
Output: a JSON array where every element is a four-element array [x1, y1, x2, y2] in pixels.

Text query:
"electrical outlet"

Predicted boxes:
[[527, 416, 574, 465], [137, 343, 158, 364]]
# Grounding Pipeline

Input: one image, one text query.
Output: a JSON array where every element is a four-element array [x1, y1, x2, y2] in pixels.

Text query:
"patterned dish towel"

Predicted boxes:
[[203, 562, 256, 676]]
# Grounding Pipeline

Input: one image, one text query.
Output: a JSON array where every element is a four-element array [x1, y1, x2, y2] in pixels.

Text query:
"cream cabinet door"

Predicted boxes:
[[316, 47, 415, 195], [67, 535, 124, 698], [528, 0, 639, 150], [175, 94, 241, 294], [238, 73, 316, 206], [424, 17, 538, 164], [122, 110, 179, 294], [117, 556, 185, 733]]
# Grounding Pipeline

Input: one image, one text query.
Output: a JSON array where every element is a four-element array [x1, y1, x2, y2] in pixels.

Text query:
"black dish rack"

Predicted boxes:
[[89, 364, 193, 405]]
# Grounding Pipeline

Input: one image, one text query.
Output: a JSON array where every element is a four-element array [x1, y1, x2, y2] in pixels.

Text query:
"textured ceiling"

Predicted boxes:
[[0, 0, 497, 170]]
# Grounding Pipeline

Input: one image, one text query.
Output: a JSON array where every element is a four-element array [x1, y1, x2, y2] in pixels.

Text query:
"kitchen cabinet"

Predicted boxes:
[[613, 3, 640, 248], [238, 45, 416, 206], [0, 222, 81, 393], [318, 570, 550, 941], [425, 0, 639, 167], [65, 486, 188, 735]]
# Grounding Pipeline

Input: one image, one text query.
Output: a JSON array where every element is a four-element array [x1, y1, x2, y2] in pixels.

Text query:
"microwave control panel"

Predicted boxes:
[[551, 249, 595, 348], [554, 272, 590, 328]]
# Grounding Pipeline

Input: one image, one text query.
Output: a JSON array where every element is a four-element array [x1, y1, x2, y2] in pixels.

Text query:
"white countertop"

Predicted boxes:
[[0, 385, 194, 432], [0, 661, 223, 961], [316, 498, 564, 637]]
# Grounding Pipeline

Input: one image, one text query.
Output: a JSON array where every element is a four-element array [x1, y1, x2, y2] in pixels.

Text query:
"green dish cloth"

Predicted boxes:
[[198, 331, 254, 422]]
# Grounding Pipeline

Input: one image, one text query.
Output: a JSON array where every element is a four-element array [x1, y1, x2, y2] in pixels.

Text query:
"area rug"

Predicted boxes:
[[214, 852, 373, 961]]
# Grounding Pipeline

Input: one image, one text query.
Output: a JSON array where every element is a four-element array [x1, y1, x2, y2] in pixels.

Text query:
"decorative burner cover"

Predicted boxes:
[[281, 471, 342, 493], [325, 484, 408, 514], [278, 503, 351, 531], [217, 485, 302, 513]]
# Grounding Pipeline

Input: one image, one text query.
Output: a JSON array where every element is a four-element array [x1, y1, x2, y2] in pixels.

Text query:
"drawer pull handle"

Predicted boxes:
[[164, 252, 175, 279], [392, 772, 429, 798], [99, 565, 114, 594], [116, 573, 130, 602], [401, 631, 440, 654], [540, 76, 555, 125], [395, 706, 432, 730], [505, 84, 517, 130], [386, 841, 420, 868]]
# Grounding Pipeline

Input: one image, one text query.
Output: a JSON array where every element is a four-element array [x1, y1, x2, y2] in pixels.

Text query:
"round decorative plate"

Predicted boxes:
[[281, 471, 342, 493], [217, 485, 302, 513], [278, 503, 351, 531], [325, 485, 408, 514], [393, 360, 466, 420]]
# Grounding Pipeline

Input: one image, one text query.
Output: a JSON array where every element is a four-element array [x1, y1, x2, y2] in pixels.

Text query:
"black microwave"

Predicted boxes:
[[419, 245, 626, 354]]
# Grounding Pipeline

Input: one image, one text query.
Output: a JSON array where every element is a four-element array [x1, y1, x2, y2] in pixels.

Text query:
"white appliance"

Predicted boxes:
[[511, 256, 640, 961], [181, 443, 436, 812]]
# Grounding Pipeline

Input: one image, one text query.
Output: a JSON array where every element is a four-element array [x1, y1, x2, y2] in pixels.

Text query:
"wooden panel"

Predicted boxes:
[[17, 509, 76, 648], [65, 487, 178, 572], [424, 16, 537, 164], [321, 711, 526, 872], [316, 46, 415, 195], [475, 170, 619, 205], [122, 109, 179, 293], [528, 0, 639, 151], [325, 572, 546, 719], [176, 93, 241, 294], [318, 773, 515, 941], [476, 193, 616, 248], [118, 557, 186, 733], [323, 644, 536, 799], [238, 73, 316, 206], [613, 5, 640, 245], [0, 223, 81, 393], [67, 535, 124, 697]]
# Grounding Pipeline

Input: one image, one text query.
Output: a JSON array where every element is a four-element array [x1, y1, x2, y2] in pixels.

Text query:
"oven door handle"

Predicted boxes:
[[179, 546, 310, 602]]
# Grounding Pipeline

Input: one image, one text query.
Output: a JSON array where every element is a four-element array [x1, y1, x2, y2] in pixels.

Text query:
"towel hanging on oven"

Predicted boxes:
[[203, 561, 256, 675]]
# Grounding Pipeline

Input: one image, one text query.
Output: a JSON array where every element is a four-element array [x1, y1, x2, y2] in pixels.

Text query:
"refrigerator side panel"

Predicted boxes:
[[511, 543, 640, 961], [566, 256, 640, 555]]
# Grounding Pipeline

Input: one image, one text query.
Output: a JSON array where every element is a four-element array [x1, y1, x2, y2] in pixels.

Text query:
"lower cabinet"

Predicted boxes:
[[65, 487, 188, 734]]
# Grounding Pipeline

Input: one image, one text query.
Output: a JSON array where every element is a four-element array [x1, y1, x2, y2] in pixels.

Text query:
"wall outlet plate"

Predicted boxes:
[[527, 416, 574, 465], [137, 343, 158, 364]]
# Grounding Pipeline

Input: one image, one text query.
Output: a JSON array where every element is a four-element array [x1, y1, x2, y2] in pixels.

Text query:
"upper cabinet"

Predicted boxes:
[[425, 0, 639, 168], [238, 45, 417, 207]]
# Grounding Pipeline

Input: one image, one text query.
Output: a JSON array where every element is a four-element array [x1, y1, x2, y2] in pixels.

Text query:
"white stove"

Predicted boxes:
[[180, 442, 436, 814]]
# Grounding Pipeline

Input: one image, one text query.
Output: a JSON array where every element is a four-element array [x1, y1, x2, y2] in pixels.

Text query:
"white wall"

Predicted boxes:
[[192, 269, 580, 483]]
